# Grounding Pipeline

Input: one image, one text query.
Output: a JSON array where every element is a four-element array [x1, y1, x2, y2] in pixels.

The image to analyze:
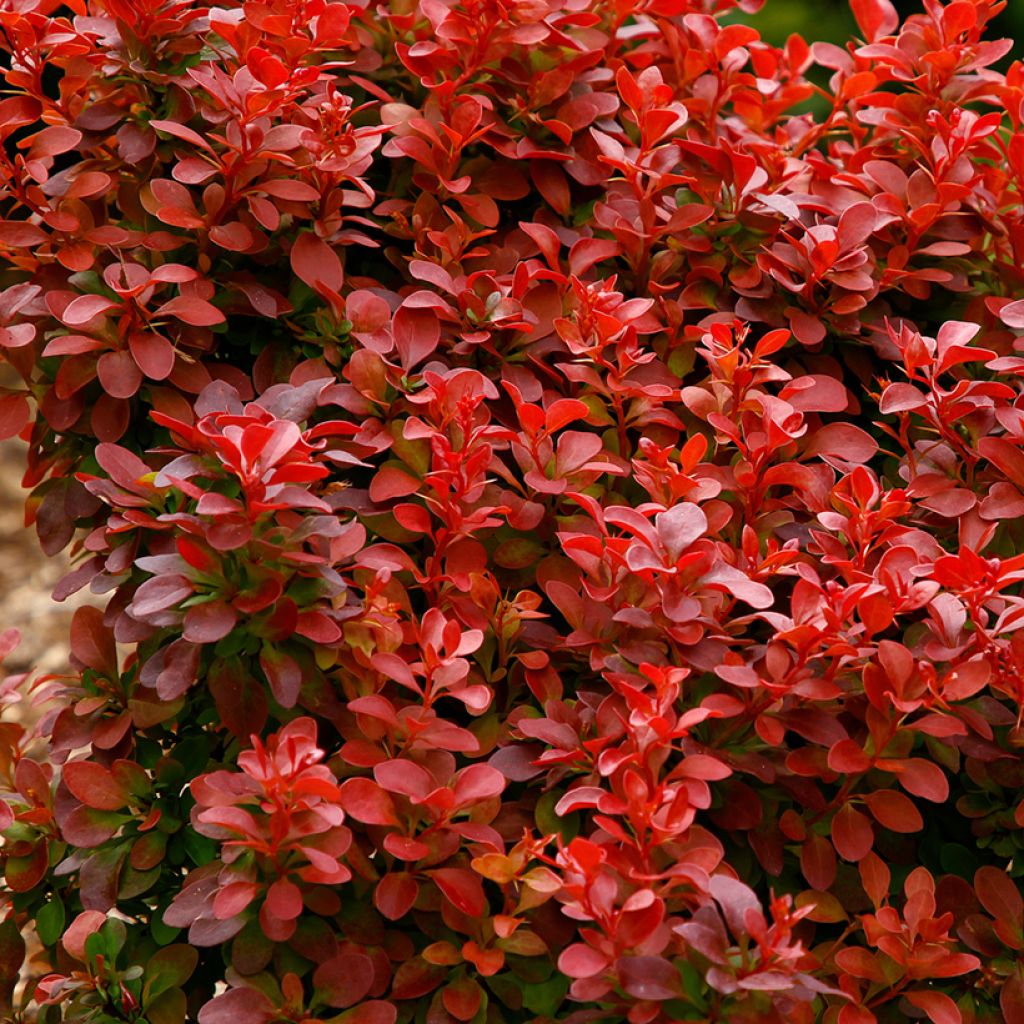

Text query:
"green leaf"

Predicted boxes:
[[940, 842, 983, 880], [144, 944, 198, 1004], [679, 961, 708, 1009], [661, 1001, 705, 1021], [181, 828, 217, 866], [389, 421, 430, 476], [493, 538, 544, 569], [120, 863, 161, 900], [326, 999, 398, 1024], [925, 733, 960, 773], [36, 897, 66, 947], [145, 988, 187, 1024], [668, 345, 697, 379], [535, 790, 577, 840], [521, 974, 568, 1016], [85, 917, 126, 964], [150, 910, 181, 947], [482, 973, 523, 1011], [571, 199, 597, 227]]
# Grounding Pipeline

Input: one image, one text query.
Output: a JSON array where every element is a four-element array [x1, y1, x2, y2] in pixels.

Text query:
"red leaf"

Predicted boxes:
[[616, 956, 682, 1001], [0, 919, 25, 1006], [839, 1007, 877, 1024], [656, 503, 708, 561], [148, 641, 197, 706], [335, 1002, 397, 1024], [558, 943, 609, 979], [259, 179, 321, 201], [452, 764, 505, 806], [521, 221, 562, 270], [63, 761, 129, 811], [1002, 972, 1024, 1022], [890, 758, 949, 803], [295, 611, 342, 644], [313, 953, 375, 1008], [708, 875, 760, 937], [383, 832, 430, 863], [59, 805, 122, 847], [782, 374, 848, 413], [347, 289, 391, 342], [827, 739, 871, 774], [544, 398, 589, 433], [372, 760, 435, 801], [850, 0, 899, 41], [832, 803, 874, 862], [973, 867, 1023, 928], [338, 778, 399, 826], [863, 790, 923, 833], [213, 881, 259, 920], [859, 851, 891, 906], [904, 990, 961, 1024], [754, 329, 791, 357], [291, 233, 343, 294], [678, 754, 732, 781], [150, 119, 215, 153], [375, 873, 419, 920], [393, 503, 432, 533], [429, 868, 486, 917], [999, 299, 1024, 329], [30, 125, 81, 159], [556, 430, 604, 474], [803, 423, 878, 465], [209, 221, 256, 252], [442, 977, 483, 1021], [879, 382, 927, 414], [128, 332, 176, 380], [369, 464, 421, 503], [95, 442, 151, 490], [835, 948, 886, 983], [979, 437, 1024, 490], [0, 393, 29, 440], [5, 845, 49, 892], [390, 960, 446, 1002], [149, 264, 200, 284], [177, 537, 217, 573], [209, 659, 268, 740], [265, 878, 303, 921], [61, 910, 107, 960], [197, 987, 275, 1024], [259, 647, 301, 708], [568, 238, 619, 276], [0, 220, 48, 247], [183, 602, 238, 644], [97, 350, 143, 399], [156, 295, 225, 327], [531, 162, 570, 215], [800, 831, 837, 890], [62, 295, 119, 325], [788, 309, 826, 345], [392, 303, 440, 370], [70, 606, 117, 677]]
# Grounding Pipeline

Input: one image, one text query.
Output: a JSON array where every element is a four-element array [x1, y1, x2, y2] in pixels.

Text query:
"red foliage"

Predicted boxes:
[[1, 1, 1023, 1023]]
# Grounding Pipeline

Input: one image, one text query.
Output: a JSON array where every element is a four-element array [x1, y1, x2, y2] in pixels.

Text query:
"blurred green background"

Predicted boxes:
[[737, 0, 1023, 60]]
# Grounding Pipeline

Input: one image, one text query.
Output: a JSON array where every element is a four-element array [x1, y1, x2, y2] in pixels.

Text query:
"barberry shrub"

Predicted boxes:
[[1, 0, 1024, 1022]]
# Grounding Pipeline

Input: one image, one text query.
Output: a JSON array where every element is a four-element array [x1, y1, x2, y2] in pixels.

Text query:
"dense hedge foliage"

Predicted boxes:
[[1, 0, 1024, 1022]]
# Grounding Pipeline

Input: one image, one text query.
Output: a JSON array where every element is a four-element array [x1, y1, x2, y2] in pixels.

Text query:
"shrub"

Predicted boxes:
[[1, 0, 1024, 1022]]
